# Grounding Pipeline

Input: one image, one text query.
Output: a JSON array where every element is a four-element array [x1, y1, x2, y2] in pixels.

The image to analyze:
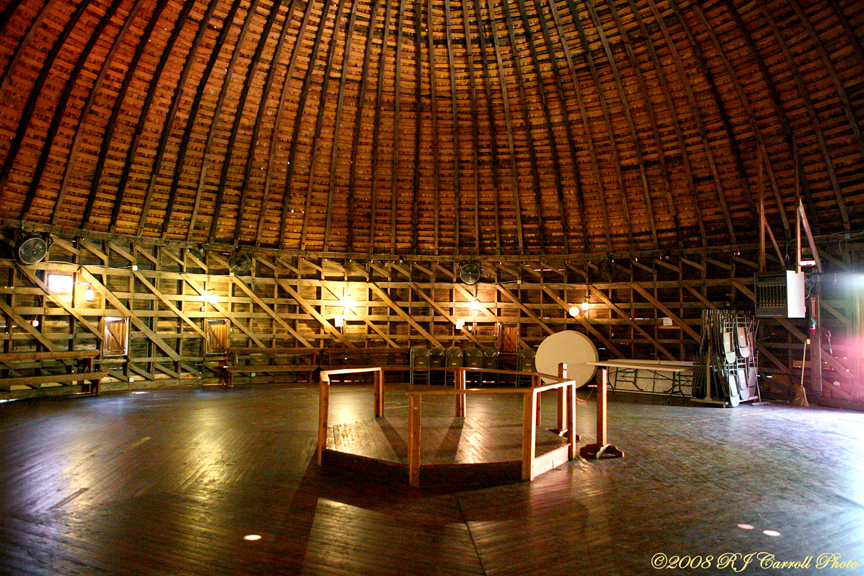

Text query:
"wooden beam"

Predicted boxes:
[[0, 301, 57, 351], [496, 285, 553, 336], [16, 265, 103, 340], [136, 0, 223, 237], [240, 0, 305, 244], [367, 284, 442, 347], [161, 0, 244, 239], [276, 279, 355, 348], [231, 277, 313, 347], [133, 272, 206, 338], [323, 0, 361, 250], [285, 0, 337, 248], [322, 285, 398, 347], [17, 0, 124, 220], [344, 0, 382, 252], [541, 285, 625, 358], [210, 0, 283, 242], [629, 283, 700, 342], [589, 286, 677, 361], [189, 0, 261, 241], [181, 274, 268, 349], [79, 269, 181, 361], [409, 285, 485, 348]]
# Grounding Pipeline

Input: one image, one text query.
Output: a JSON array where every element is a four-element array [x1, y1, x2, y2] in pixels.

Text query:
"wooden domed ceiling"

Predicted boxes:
[[0, 0, 862, 257]]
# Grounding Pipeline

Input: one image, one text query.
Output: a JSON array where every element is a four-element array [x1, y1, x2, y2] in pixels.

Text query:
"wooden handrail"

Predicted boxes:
[[317, 363, 578, 487]]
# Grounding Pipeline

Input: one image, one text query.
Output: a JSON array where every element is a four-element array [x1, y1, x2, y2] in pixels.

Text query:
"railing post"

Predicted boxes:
[[317, 374, 330, 465], [568, 381, 578, 460], [408, 393, 422, 487], [556, 363, 568, 432], [521, 389, 537, 481], [597, 368, 607, 445], [374, 368, 384, 418], [455, 369, 466, 417]]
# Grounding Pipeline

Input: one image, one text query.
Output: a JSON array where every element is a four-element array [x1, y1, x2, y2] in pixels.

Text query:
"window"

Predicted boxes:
[[47, 273, 74, 302], [102, 317, 129, 357]]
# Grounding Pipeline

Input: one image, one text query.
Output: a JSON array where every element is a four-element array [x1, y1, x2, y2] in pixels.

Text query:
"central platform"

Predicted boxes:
[[317, 366, 579, 487], [323, 416, 571, 487]]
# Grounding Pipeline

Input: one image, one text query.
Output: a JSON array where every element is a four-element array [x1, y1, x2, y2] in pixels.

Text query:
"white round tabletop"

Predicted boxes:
[[535, 330, 598, 386]]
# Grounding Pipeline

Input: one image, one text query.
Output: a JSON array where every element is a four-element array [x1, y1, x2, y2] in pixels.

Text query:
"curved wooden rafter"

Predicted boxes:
[[604, 0, 682, 246], [322, 0, 363, 251], [0, 0, 94, 213], [754, 0, 850, 233], [367, 0, 395, 254], [470, 0, 502, 254], [666, 1, 759, 230], [344, 0, 383, 254], [235, 0, 303, 244], [188, 0, 262, 242], [160, 0, 245, 240], [533, 0, 586, 252], [136, 0, 225, 237], [584, 1, 658, 248], [546, 0, 611, 252], [51, 0, 150, 226], [642, 0, 736, 244], [499, 0, 546, 253], [108, 0, 199, 232], [210, 0, 285, 243], [81, 0, 173, 230], [689, 3, 790, 240], [285, 0, 340, 249], [0, 0, 861, 257], [623, 0, 707, 246]]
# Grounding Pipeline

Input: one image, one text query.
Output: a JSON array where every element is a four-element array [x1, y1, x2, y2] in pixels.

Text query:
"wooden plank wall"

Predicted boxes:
[[2, 233, 862, 408]]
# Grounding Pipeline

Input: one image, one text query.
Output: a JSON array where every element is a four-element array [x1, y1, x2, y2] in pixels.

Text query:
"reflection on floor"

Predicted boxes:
[[1, 383, 863, 575]]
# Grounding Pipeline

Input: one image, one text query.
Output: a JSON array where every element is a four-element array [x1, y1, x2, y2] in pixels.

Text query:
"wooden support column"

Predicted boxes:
[[374, 368, 384, 418], [596, 368, 607, 446], [317, 374, 330, 465], [408, 393, 422, 487], [455, 369, 466, 417], [532, 373, 541, 424], [810, 289, 823, 397], [521, 389, 537, 482], [568, 379, 578, 460]]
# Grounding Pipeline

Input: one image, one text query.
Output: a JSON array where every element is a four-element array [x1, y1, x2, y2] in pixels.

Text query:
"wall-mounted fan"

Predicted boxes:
[[459, 262, 482, 285], [227, 251, 252, 275], [598, 258, 615, 283], [16, 234, 49, 265]]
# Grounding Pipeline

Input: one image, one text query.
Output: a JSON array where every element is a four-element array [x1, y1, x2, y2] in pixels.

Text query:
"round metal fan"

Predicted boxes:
[[227, 251, 252, 275], [16, 235, 48, 265], [459, 262, 482, 285]]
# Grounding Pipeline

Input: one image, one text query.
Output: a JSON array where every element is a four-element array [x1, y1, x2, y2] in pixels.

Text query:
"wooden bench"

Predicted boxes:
[[0, 350, 106, 395], [223, 364, 318, 386], [224, 347, 320, 386]]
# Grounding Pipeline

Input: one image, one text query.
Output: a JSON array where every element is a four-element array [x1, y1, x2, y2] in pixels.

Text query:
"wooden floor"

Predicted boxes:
[[2, 383, 864, 575]]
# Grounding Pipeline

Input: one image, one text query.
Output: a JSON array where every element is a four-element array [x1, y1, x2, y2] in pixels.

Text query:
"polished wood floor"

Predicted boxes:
[[2, 383, 864, 575]]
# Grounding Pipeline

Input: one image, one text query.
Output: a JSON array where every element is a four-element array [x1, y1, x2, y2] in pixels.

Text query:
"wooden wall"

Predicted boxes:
[[2, 230, 862, 408]]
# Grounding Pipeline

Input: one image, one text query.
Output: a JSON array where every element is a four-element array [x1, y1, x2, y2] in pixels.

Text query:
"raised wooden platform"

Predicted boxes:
[[323, 416, 570, 486]]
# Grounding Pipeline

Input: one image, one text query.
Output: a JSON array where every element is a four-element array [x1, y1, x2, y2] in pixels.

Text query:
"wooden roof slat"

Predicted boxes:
[[108, 0, 200, 233], [211, 0, 286, 243], [0, 0, 94, 215]]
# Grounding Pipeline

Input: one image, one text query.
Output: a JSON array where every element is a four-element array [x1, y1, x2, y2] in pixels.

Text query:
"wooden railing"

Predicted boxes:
[[317, 364, 577, 487]]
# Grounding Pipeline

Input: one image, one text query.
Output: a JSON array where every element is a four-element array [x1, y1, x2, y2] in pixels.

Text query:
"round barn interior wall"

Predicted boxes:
[[0, 0, 863, 406]]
